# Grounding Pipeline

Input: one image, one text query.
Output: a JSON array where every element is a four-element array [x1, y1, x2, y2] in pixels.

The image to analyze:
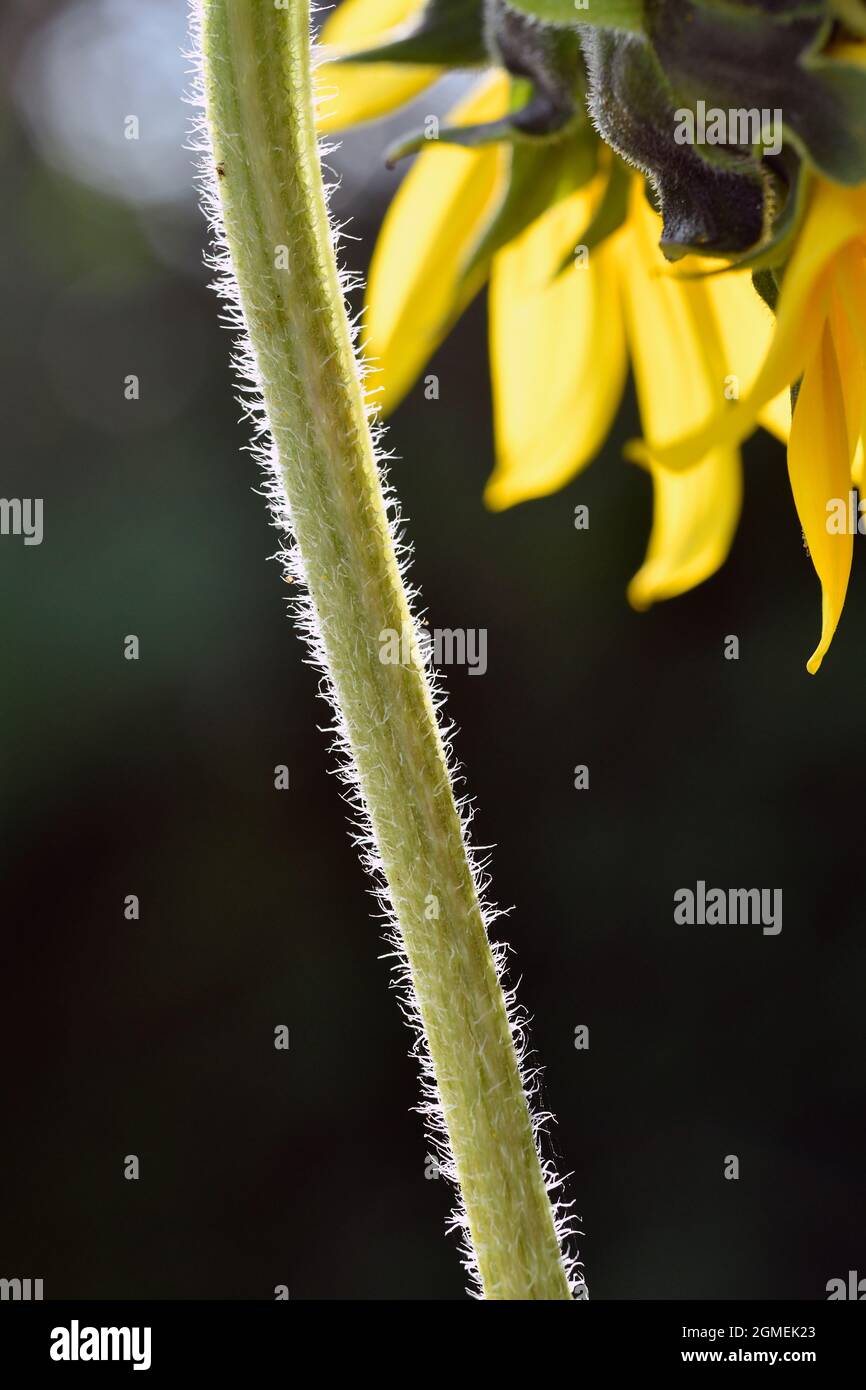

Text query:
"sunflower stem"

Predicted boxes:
[[194, 0, 573, 1300]]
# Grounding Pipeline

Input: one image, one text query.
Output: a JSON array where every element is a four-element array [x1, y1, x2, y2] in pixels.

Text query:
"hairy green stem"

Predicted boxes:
[[196, 0, 572, 1300]]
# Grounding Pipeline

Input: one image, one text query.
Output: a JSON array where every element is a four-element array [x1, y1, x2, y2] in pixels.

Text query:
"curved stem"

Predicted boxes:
[[195, 0, 572, 1300]]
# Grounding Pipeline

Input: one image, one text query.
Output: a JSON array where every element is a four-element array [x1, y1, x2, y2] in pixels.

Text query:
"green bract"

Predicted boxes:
[[493, 2, 866, 258], [461, 79, 600, 278], [645, 1, 866, 185], [333, 0, 488, 66], [505, 0, 645, 30], [831, 0, 866, 36], [347, 1, 866, 266]]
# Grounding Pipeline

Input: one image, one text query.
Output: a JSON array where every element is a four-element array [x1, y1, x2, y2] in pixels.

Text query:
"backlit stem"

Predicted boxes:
[[196, 0, 572, 1300]]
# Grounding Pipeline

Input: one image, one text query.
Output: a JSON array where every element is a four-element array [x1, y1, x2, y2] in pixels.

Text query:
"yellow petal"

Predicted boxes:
[[618, 189, 727, 448], [702, 270, 791, 442], [618, 190, 742, 603], [827, 39, 866, 67], [323, 0, 424, 42], [485, 184, 626, 509], [634, 179, 866, 473], [788, 324, 853, 674], [830, 290, 865, 470], [757, 391, 792, 444], [833, 242, 866, 481], [628, 449, 742, 609], [363, 73, 510, 415], [317, 0, 439, 133]]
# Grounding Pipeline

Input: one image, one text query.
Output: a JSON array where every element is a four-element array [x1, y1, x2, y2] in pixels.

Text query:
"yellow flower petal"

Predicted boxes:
[[363, 73, 510, 416], [317, 0, 439, 133], [618, 190, 727, 448], [830, 290, 865, 471], [827, 39, 866, 67], [485, 183, 627, 510], [788, 325, 853, 674], [833, 242, 866, 481], [701, 270, 791, 442], [324, 0, 423, 42], [636, 179, 866, 473], [628, 449, 742, 609], [757, 392, 792, 444], [618, 190, 742, 603]]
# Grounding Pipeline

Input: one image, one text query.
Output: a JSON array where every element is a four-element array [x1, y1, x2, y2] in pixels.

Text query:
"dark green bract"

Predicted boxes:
[[352, 0, 866, 263]]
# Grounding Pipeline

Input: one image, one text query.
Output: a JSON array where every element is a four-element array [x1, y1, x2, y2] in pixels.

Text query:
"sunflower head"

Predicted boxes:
[[323, 0, 866, 264], [320, 1, 866, 673]]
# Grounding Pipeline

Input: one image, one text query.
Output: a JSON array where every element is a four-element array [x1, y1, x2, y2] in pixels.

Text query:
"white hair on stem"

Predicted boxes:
[[185, 0, 583, 1299]]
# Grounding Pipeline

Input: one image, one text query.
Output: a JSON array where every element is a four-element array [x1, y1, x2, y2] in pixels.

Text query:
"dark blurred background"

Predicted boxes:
[[1, 0, 864, 1301]]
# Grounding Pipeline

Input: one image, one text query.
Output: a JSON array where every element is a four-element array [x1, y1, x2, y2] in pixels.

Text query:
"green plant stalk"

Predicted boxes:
[[196, 0, 573, 1300]]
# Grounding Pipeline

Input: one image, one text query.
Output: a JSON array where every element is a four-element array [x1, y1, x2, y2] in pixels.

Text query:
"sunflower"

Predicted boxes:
[[318, 1, 866, 656], [641, 171, 866, 672], [632, 36, 866, 673]]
